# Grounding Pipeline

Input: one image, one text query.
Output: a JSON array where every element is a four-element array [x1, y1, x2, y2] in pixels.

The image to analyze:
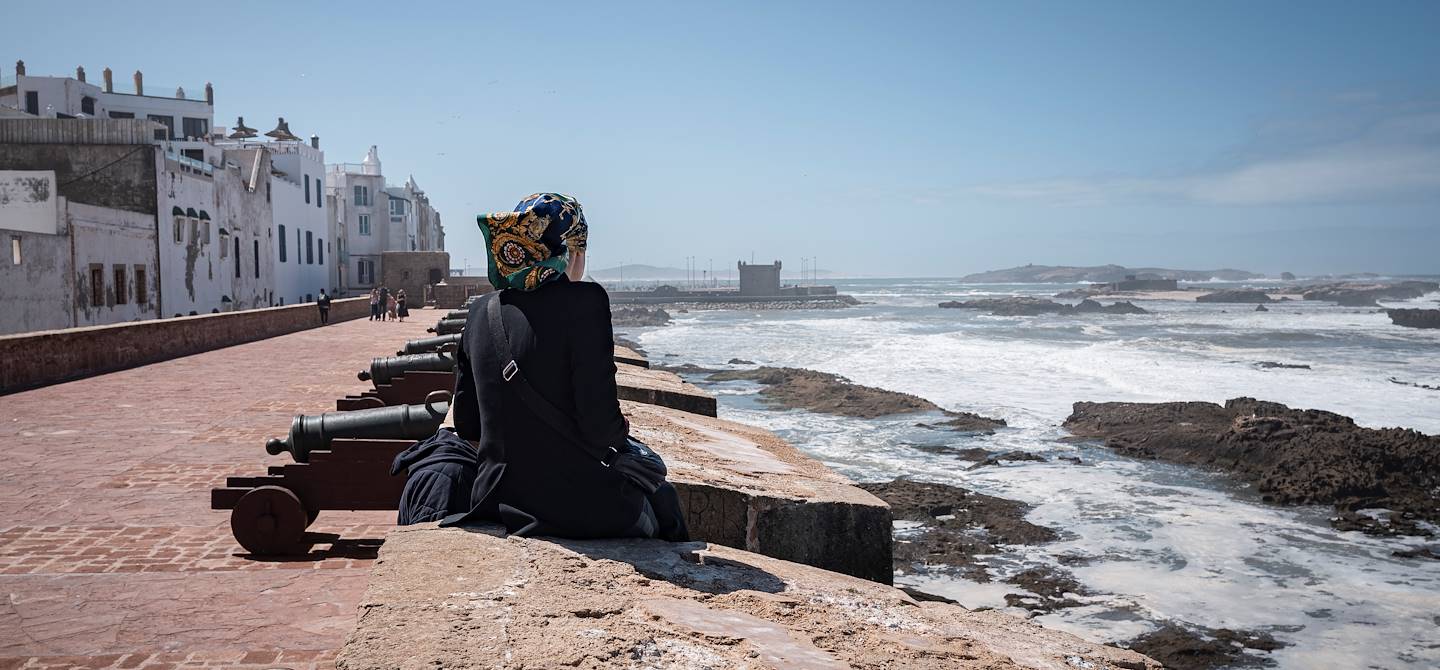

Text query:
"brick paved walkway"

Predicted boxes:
[[0, 311, 440, 670]]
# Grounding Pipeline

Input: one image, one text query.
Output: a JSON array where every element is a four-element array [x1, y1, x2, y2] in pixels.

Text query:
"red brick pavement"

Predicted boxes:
[[0, 311, 441, 669]]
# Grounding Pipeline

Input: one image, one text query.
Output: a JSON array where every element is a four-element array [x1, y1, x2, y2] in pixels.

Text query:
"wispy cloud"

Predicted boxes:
[[968, 111, 1440, 207]]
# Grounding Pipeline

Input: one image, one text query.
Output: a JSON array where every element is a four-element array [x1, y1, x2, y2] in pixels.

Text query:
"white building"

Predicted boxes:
[[325, 147, 445, 297]]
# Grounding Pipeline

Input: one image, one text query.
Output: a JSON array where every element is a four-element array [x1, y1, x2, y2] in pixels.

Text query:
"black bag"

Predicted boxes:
[[485, 293, 689, 540], [391, 428, 480, 525]]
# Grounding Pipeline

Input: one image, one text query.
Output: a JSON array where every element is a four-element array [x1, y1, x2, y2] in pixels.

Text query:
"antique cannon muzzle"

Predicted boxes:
[[427, 318, 465, 335], [357, 352, 456, 384], [397, 333, 464, 356], [443, 309, 469, 321], [265, 391, 451, 463]]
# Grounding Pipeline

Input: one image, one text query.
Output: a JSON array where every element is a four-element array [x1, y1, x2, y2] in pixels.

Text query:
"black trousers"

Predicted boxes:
[[319, 307, 330, 324]]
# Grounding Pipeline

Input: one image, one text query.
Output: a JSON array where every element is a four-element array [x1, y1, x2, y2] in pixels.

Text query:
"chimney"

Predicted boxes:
[[76, 66, 86, 82], [103, 67, 113, 93], [14, 60, 25, 76], [204, 82, 213, 106], [133, 70, 143, 96], [310, 134, 320, 149]]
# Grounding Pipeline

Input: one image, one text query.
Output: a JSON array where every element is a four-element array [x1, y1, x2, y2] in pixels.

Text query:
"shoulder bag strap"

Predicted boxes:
[[485, 292, 618, 466]]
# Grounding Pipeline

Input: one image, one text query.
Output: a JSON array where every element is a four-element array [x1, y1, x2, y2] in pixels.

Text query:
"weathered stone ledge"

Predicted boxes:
[[616, 362, 717, 416], [337, 525, 1160, 670]]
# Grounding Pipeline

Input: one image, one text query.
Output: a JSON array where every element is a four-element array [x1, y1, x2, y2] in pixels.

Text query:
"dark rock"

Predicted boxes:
[[966, 450, 1046, 471], [1003, 567, 1089, 612], [940, 296, 1148, 316], [1391, 547, 1440, 560], [655, 363, 721, 374], [1063, 398, 1440, 536], [1253, 361, 1310, 370], [1281, 272, 1296, 281], [1389, 377, 1440, 391], [1123, 624, 1290, 670], [1196, 289, 1273, 304], [906, 445, 995, 460], [727, 358, 756, 365], [916, 412, 1009, 434], [613, 335, 645, 353], [1304, 281, 1438, 307], [705, 367, 940, 418], [859, 479, 1058, 582], [610, 306, 672, 327], [898, 586, 958, 604], [1387, 308, 1440, 329], [1255, 304, 1269, 312]]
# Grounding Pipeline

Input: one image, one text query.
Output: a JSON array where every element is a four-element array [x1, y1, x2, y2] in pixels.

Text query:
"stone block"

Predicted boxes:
[[337, 525, 1160, 670], [615, 363, 716, 416]]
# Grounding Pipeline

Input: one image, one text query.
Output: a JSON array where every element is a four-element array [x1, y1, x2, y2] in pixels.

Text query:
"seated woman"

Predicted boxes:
[[447, 193, 686, 540]]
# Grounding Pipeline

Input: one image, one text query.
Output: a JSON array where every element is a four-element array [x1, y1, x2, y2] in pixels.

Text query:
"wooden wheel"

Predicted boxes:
[[231, 486, 307, 555]]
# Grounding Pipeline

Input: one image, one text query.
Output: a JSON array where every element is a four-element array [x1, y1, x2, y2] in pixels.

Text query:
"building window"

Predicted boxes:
[[108, 111, 134, 119], [304, 176, 311, 204], [278, 224, 287, 262], [113, 265, 128, 305], [318, 240, 324, 265], [173, 216, 184, 243], [81, 96, 96, 116], [201, 215, 211, 244], [234, 237, 242, 277], [190, 217, 199, 245], [219, 229, 229, 257], [135, 266, 147, 305], [358, 214, 371, 236], [25, 92, 39, 115], [297, 229, 302, 264], [90, 264, 105, 307], [390, 199, 406, 216], [358, 259, 374, 284], [353, 185, 370, 206], [181, 117, 209, 140], [306, 230, 314, 264], [316, 179, 323, 209], [9, 236, 19, 265], [253, 240, 260, 278], [148, 114, 174, 141]]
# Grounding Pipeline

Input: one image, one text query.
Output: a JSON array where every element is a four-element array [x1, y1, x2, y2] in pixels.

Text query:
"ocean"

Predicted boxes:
[[620, 278, 1440, 670]]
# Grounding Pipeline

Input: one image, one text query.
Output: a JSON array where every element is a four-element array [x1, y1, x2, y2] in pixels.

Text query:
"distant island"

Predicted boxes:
[[961, 264, 1263, 283]]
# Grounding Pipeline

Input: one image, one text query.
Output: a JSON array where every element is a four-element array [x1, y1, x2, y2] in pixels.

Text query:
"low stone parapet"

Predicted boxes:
[[337, 525, 1160, 670], [616, 362, 717, 416], [622, 400, 890, 583]]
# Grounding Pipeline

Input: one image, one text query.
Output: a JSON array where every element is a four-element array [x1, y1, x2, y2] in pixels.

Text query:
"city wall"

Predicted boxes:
[[0, 297, 369, 394]]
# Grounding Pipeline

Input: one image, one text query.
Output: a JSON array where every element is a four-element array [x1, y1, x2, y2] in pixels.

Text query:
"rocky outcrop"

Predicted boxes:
[[1387, 308, 1440, 329], [338, 525, 1161, 670], [1063, 398, 1440, 536], [1195, 289, 1272, 304], [610, 306, 672, 326], [706, 366, 940, 418], [960, 264, 1260, 283], [939, 297, 1149, 316], [1124, 624, 1289, 670], [1302, 281, 1439, 307], [917, 412, 1009, 434]]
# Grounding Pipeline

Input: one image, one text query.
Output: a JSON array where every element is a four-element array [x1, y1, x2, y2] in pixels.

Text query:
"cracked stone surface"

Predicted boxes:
[[338, 525, 1161, 670]]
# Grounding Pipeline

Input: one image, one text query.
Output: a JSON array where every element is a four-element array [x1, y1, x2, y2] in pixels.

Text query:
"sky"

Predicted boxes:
[[8, 1, 1439, 277]]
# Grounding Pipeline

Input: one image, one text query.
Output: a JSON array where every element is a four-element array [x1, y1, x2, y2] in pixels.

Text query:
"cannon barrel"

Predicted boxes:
[[443, 309, 469, 321], [397, 333, 463, 356], [358, 352, 456, 384], [427, 318, 466, 335], [265, 392, 451, 463]]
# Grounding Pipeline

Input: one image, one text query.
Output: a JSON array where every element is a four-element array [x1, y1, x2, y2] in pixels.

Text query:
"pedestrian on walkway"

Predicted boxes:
[[396, 290, 409, 322], [317, 289, 332, 325], [369, 288, 380, 321], [379, 285, 391, 321], [386, 292, 399, 321]]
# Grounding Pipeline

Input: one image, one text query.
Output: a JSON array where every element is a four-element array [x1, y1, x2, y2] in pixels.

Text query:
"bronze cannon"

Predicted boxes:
[[266, 392, 451, 464], [427, 318, 465, 335], [397, 332, 464, 356], [358, 352, 456, 386]]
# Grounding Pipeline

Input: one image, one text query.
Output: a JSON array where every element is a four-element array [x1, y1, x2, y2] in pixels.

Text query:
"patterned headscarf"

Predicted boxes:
[[477, 193, 588, 291]]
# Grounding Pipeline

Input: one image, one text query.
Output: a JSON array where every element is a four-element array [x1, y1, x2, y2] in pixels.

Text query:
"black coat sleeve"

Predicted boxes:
[[568, 285, 628, 450], [452, 334, 482, 441]]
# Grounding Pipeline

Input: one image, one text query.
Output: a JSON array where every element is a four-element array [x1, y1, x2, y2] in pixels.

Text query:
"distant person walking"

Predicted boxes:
[[386, 292, 399, 321], [369, 288, 380, 321], [379, 286, 391, 321], [396, 290, 410, 322], [317, 289, 332, 325]]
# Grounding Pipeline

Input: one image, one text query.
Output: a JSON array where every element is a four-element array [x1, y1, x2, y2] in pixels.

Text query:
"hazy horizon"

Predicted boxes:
[[8, 1, 1438, 276]]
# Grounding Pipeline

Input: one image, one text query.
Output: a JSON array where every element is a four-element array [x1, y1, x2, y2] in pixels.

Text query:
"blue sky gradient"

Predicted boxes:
[[8, 1, 1439, 276]]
